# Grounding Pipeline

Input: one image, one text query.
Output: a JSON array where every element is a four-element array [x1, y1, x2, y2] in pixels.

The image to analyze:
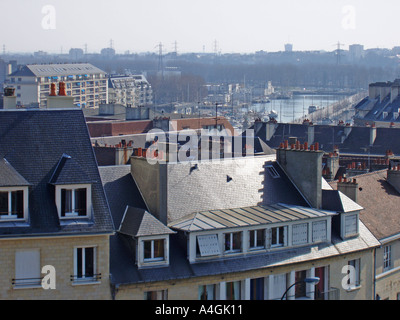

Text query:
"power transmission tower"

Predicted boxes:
[[156, 42, 164, 79], [334, 41, 345, 65]]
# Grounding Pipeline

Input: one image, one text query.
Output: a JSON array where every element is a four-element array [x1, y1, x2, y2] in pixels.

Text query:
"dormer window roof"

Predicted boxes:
[[49, 154, 94, 186], [0, 158, 31, 188]]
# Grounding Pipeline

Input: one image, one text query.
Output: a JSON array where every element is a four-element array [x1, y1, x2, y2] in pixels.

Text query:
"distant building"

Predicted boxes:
[[5, 63, 108, 108], [284, 43, 293, 52], [100, 47, 115, 59], [69, 48, 85, 61], [349, 44, 364, 61], [108, 74, 153, 107], [354, 79, 400, 127]]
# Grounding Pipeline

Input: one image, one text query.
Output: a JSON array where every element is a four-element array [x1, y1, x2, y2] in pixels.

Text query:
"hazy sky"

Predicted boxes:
[[1, 0, 399, 54]]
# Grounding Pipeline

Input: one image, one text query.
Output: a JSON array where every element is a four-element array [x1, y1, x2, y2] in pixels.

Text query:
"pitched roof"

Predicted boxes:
[[0, 109, 114, 237], [330, 170, 400, 240], [322, 189, 363, 213], [10, 63, 106, 77], [119, 206, 175, 237], [0, 158, 31, 187]]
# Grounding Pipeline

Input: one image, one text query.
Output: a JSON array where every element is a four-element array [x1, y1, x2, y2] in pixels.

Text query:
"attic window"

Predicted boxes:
[[0, 190, 24, 220], [56, 184, 92, 219], [266, 165, 280, 178]]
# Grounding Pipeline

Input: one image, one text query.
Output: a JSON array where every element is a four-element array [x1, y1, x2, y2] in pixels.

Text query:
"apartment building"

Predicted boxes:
[[108, 75, 153, 107], [6, 63, 108, 108], [0, 106, 114, 299], [100, 137, 379, 300], [330, 168, 400, 300]]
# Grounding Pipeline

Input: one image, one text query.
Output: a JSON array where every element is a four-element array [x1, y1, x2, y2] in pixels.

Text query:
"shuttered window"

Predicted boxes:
[[197, 234, 220, 257], [344, 214, 358, 236], [312, 220, 327, 242], [14, 250, 41, 287], [292, 223, 308, 245]]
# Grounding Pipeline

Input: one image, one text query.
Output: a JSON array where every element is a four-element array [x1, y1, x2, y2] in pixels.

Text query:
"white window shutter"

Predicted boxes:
[[15, 249, 40, 286], [292, 223, 308, 245], [312, 220, 327, 242]]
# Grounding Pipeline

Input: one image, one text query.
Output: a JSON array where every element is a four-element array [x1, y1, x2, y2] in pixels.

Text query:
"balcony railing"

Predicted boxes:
[[12, 277, 42, 287], [70, 273, 101, 283], [315, 287, 340, 300]]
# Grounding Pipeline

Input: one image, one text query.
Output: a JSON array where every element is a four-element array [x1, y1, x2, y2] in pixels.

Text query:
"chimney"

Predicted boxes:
[[325, 149, 340, 181], [3, 87, 17, 109], [337, 178, 359, 202], [307, 123, 315, 145], [387, 166, 400, 194], [276, 140, 323, 208], [46, 82, 75, 109]]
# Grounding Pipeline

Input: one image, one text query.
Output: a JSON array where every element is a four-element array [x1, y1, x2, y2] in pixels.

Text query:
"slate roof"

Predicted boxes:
[[253, 122, 400, 155], [0, 158, 31, 187], [119, 206, 175, 237], [330, 170, 400, 240], [49, 153, 94, 185], [322, 190, 363, 213], [165, 155, 309, 222], [0, 109, 114, 237]]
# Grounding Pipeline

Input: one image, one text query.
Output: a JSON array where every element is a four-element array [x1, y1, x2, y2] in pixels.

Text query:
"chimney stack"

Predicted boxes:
[[276, 140, 323, 209], [3, 87, 17, 109], [337, 177, 359, 202], [387, 166, 400, 194], [46, 82, 75, 109]]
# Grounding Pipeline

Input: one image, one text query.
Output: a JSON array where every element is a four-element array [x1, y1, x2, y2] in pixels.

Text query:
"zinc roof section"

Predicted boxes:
[[168, 203, 336, 232]]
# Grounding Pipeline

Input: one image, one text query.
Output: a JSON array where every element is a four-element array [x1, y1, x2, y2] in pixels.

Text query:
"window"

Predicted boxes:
[[266, 165, 280, 178], [59, 187, 89, 218], [0, 190, 24, 219], [13, 249, 41, 288], [347, 259, 361, 288], [73, 247, 98, 282], [224, 232, 242, 253], [143, 239, 165, 261], [295, 270, 307, 298], [271, 226, 285, 247], [383, 245, 392, 272], [144, 290, 168, 300], [249, 229, 265, 250], [199, 284, 216, 300], [344, 214, 358, 237], [226, 281, 241, 300], [197, 234, 220, 257], [250, 278, 264, 300], [312, 220, 327, 242], [292, 223, 308, 246]]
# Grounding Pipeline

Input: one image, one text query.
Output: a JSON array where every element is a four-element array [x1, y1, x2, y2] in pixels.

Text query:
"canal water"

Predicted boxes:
[[249, 94, 348, 123]]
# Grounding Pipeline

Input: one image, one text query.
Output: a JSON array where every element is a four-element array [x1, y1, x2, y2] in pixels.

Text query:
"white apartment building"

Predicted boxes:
[[108, 75, 153, 107], [6, 63, 108, 108]]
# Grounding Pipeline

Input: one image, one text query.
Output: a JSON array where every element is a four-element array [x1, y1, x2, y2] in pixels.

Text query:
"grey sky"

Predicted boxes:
[[1, 0, 399, 54]]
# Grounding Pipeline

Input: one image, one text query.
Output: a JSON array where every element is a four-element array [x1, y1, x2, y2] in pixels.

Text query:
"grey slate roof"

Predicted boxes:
[[0, 109, 114, 237], [0, 158, 31, 187], [119, 206, 175, 237], [49, 154, 94, 185], [322, 189, 363, 213]]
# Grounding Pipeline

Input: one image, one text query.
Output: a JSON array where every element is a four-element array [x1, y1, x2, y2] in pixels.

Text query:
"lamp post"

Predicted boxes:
[[281, 277, 320, 300]]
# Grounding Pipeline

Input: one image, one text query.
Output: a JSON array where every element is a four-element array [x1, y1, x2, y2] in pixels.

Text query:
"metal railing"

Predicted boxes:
[[70, 273, 101, 283], [12, 277, 43, 287]]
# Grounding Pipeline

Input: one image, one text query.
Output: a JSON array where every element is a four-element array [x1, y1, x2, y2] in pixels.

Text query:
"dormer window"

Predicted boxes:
[[61, 187, 87, 217], [49, 154, 94, 220], [0, 189, 24, 220], [143, 239, 165, 262], [0, 159, 30, 222], [56, 184, 91, 219], [118, 206, 175, 269]]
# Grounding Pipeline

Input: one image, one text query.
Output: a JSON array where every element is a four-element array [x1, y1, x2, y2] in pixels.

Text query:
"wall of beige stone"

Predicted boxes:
[[0, 235, 111, 300]]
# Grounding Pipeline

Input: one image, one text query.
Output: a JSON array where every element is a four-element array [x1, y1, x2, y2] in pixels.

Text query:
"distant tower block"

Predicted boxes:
[[285, 43, 293, 52]]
